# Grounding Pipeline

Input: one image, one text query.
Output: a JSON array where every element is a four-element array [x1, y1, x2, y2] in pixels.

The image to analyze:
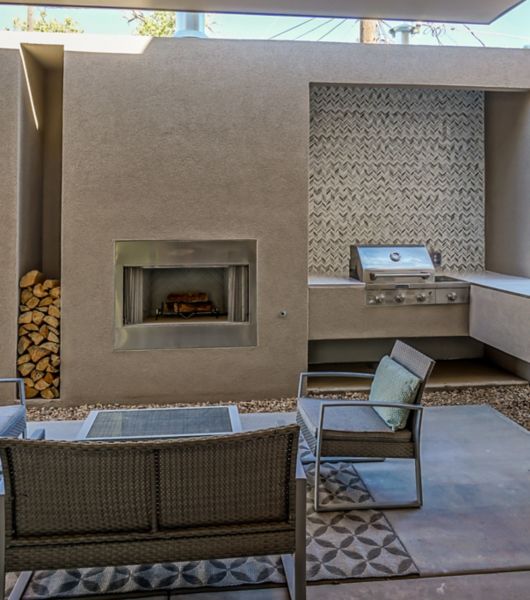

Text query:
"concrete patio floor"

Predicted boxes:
[[26, 404, 530, 599]]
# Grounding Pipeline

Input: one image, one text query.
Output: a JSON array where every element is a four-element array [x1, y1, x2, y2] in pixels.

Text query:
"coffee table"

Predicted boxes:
[[76, 405, 242, 441]]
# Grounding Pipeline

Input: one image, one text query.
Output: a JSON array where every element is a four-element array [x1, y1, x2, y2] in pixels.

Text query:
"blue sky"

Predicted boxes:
[[0, 1, 529, 47]]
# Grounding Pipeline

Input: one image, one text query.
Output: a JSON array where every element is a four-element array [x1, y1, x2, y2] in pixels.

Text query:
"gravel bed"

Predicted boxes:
[[27, 385, 530, 431], [309, 385, 530, 431]]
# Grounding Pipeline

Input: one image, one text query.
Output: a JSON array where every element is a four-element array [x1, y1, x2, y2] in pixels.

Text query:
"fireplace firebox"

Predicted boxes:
[[115, 240, 256, 350]]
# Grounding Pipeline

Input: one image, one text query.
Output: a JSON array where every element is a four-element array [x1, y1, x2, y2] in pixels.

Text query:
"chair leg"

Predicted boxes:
[[281, 549, 306, 600], [295, 467, 306, 600], [0, 495, 4, 600], [294, 549, 306, 600], [314, 438, 323, 512], [8, 572, 32, 600], [282, 457, 307, 600], [414, 451, 423, 508]]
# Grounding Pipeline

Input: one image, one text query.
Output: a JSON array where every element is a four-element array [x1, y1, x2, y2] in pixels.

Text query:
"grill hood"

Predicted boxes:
[[350, 245, 435, 284]]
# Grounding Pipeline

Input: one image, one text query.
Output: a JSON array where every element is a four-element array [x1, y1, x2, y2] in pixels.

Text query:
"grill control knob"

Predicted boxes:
[[416, 293, 427, 303], [447, 292, 457, 302], [394, 294, 405, 304], [375, 294, 385, 304]]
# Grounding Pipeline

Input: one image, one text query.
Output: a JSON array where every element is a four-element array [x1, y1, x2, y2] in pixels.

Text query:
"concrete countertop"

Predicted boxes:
[[453, 271, 530, 299], [308, 274, 365, 287], [309, 271, 530, 298]]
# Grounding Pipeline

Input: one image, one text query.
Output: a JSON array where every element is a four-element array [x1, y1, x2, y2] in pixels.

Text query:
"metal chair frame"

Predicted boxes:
[[298, 341, 434, 512]]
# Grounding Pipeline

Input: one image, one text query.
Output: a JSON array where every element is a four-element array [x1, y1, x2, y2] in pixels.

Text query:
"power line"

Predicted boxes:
[[269, 17, 314, 39], [295, 18, 334, 40], [317, 18, 348, 41], [470, 28, 530, 41], [463, 24, 486, 47], [269, 16, 523, 48]]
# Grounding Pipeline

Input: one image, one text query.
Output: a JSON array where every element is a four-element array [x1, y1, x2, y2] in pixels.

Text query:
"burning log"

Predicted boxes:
[[17, 271, 61, 400]]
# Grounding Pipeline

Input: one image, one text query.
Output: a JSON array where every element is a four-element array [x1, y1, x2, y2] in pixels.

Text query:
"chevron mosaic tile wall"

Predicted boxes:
[[309, 85, 485, 274]]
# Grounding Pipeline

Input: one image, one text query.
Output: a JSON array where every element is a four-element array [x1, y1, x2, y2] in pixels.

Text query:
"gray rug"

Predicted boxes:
[[9, 441, 418, 598]]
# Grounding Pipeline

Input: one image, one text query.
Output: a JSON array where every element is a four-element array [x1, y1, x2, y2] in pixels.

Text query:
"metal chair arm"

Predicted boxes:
[[319, 400, 423, 412], [297, 371, 374, 398], [0, 378, 26, 407]]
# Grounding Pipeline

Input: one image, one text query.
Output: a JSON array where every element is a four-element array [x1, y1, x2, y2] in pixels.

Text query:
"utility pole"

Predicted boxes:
[[27, 6, 35, 31], [360, 20, 379, 43]]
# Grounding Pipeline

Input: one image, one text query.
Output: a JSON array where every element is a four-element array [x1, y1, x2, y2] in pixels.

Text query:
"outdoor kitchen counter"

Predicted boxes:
[[452, 271, 530, 299], [464, 271, 530, 364], [309, 271, 530, 297], [308, 274, 469, 340], [308, 274, 365, 287]]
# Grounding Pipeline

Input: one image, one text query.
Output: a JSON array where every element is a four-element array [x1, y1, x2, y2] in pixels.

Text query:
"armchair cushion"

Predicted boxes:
[[298, 399, 411, 442], [370, 356, 421, 431]]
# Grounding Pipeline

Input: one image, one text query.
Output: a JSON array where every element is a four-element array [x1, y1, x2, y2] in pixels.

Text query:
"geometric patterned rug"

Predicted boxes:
[[8, 439, 418, 598]]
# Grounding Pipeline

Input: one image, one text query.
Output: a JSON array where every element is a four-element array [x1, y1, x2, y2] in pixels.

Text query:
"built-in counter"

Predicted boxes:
[[455, 271, 530, 299], [308, 275, 469, 340], [465, 272, 530, 363], [308, 272, 530, 365]]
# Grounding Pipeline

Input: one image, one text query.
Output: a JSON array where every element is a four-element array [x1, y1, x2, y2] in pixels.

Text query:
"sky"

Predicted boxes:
[[0, 0, 529, 47]]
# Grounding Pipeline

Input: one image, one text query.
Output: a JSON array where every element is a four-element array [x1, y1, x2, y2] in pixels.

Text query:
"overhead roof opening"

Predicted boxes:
[[0, 0, 526, 25]]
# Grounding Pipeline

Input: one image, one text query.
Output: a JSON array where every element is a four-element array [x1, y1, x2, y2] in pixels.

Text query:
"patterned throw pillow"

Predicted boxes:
[[369, 356, 421, 431]]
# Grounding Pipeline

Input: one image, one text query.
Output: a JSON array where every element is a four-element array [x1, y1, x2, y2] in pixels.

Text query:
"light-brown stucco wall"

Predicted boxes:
[[485, 91, 530, 279], [0, 51, 20, 386], [56, 39, 530, 404], [61, 39, 310, 404]]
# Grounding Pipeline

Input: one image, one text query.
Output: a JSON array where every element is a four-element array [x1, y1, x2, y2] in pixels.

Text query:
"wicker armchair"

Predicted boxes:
[[0, 425, 306, 600], [297, 340, 435, 512]]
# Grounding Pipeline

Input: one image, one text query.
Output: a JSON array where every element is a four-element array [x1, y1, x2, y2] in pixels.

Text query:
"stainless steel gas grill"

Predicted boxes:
[[350, 244, 469, 306]]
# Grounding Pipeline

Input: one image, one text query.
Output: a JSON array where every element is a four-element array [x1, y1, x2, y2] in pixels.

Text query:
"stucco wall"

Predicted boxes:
[[0, 51, 20, 386], [54, 40, 530, 403], [61, 39, 310, 404], [485, 91, 530, 278]]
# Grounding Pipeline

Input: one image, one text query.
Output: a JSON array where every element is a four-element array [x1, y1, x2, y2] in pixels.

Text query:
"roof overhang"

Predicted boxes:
[[1, 0, 525, 25]]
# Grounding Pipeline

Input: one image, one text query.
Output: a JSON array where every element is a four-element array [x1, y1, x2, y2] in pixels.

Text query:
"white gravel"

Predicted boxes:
[[27, 385, 530, 431]]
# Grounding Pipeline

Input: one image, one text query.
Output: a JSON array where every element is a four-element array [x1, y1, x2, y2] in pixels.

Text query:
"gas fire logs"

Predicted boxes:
[[17, 270, 61, 399]]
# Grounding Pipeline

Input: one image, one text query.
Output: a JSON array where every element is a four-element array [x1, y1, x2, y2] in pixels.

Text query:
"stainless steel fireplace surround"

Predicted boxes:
[[114, 240, 257, 350]]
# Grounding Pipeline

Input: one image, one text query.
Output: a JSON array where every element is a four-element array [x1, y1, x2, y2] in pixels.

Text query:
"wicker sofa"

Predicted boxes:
[[0, 425, 306, 600]]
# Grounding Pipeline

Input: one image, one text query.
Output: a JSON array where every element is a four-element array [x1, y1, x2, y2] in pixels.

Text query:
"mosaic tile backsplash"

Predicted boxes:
[[309, 85, 485, 274]]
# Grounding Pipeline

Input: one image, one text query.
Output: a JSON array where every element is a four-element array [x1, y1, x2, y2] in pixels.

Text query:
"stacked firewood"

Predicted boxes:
[[17, 270, 61, 400], [165, 292, 215, 314]]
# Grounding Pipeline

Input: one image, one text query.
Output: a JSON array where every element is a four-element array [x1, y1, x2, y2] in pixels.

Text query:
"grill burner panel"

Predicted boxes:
[[350, 245, 469, 306]]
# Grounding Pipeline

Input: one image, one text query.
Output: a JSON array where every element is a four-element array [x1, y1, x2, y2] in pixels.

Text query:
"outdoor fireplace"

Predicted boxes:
[[115, 240, 256, 350]]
